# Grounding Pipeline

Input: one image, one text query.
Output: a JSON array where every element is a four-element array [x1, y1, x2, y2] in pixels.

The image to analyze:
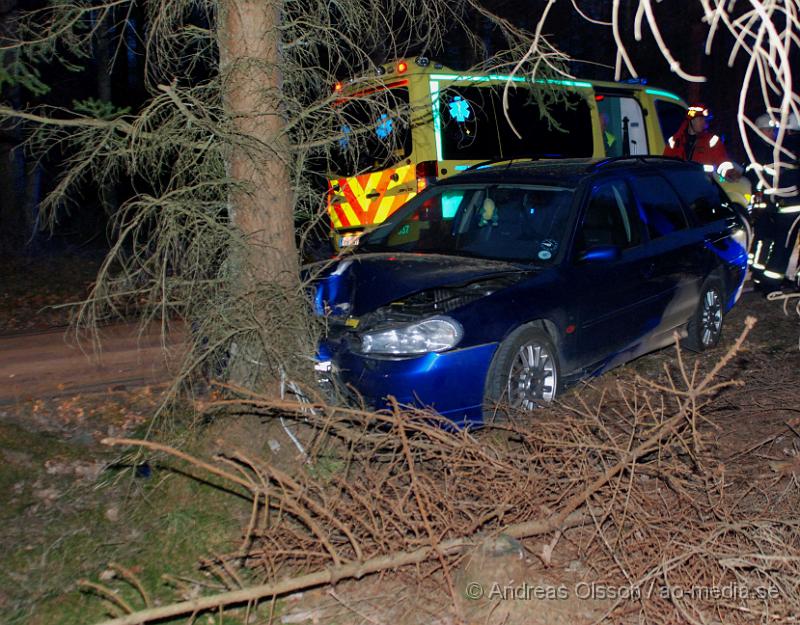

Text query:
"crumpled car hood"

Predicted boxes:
[[313, 253, 529, 317]]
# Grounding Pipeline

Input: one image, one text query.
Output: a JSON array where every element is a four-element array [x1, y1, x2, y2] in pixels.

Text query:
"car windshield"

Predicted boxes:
[[358, 184, 575, 263]]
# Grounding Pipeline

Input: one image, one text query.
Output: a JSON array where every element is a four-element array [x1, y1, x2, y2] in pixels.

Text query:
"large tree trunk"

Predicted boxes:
[[219, 0, 299, 286], [94, 7, 118, 217], [0, 0, 30, 255], [217, 1, 306, 387]]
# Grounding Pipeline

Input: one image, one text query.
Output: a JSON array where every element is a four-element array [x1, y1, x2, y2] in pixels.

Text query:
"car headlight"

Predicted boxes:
[[359, 316, 463, 355]]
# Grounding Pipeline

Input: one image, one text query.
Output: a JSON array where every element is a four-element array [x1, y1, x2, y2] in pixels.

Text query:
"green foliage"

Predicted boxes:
[[0, 49, 51, 96], [0, 1, 95, 96], [72, 97, 131, 119], [0, 0, 559, 397]]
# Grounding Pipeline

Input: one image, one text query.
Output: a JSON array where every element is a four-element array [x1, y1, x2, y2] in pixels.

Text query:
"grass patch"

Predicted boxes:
[[306, 454, 346, 482], [0, 409, 249, 625]]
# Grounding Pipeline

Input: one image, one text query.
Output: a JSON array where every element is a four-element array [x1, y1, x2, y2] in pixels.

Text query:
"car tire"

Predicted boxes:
[[484, 326, 560, 420], [683, 277, 724, 352]]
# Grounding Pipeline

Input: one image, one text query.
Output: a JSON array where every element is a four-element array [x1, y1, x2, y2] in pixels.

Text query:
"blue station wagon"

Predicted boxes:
[[313, 158, 749, 426]]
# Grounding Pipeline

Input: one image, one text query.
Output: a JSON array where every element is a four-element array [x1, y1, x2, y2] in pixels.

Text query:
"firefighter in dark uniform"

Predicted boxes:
[[748, 111, 800, 291]]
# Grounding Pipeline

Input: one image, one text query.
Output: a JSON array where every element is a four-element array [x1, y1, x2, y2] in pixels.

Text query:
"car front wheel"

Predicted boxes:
[[683, 279, 724, 351], [485, 327, 560, 418]]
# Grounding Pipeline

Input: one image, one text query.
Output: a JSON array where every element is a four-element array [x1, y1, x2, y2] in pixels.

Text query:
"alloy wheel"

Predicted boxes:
[[506, 341, 557, 409], [700, 287, 723, 347]]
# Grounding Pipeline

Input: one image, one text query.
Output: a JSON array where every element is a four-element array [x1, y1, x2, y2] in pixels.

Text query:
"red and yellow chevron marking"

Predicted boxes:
[[328, 163, 416, 230]]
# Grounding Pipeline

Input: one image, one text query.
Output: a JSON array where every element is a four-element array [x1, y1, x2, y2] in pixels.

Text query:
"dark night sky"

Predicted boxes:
[[1, 0, 788, 253], [458, 0, 761, 161]]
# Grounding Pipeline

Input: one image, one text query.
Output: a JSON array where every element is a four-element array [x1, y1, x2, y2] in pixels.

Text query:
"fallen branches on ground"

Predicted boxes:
[[768, 290, 800, 348], [92, 316, 799, 624]]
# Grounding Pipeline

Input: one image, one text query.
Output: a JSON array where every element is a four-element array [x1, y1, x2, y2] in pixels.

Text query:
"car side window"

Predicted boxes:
[[662, 169, 733, 225], [630, 174, 688, 238], [577, 180, 642, 252]]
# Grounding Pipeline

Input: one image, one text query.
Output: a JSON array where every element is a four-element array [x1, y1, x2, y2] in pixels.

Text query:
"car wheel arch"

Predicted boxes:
[[483, 320, 563, 420], [707, 265, 729, 304], [498, 318, 561, 351], [485, 318, 563, 392]]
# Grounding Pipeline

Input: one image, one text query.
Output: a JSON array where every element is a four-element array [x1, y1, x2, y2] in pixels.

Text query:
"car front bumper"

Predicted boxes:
[[316, 340, 499, 426]]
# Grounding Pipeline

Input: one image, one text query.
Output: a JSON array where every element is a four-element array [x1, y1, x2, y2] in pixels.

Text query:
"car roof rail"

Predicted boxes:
[[464, 157, 539, 171], [590, 155, 689, 171]]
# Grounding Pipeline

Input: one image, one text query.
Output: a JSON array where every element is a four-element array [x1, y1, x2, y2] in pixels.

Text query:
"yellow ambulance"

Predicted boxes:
[[327, 57, 695, 249]]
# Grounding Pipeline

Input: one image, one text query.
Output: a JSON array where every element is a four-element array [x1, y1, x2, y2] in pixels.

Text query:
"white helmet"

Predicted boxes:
[[755, 111, 800, 131], [755, 113, 773, 129]]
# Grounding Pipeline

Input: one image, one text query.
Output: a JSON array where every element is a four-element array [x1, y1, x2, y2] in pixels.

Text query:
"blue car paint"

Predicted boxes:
[[315, 257, 576, 424], [312, 160, 750, 425], [702, 234, 749, 311], [315, 254, 611, 420], [315, 250, 746, 424], [315, 254, 527, 317], [324, 340, 498, 425]]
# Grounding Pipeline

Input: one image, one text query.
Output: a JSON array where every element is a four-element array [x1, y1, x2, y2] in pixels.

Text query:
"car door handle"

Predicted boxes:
[[365, 191, 380, 199]]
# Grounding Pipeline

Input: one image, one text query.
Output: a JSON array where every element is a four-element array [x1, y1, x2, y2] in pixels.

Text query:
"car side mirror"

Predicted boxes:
[[577, 244, 621, 263]]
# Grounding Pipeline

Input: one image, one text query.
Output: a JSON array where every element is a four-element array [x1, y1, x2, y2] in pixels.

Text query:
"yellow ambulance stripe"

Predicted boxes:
[[330, 162, 416, 228], [373, 164, 415, 223], [348, 172, 381, 212], [374, 194, 396, 224], [341, 202, 360, 227]]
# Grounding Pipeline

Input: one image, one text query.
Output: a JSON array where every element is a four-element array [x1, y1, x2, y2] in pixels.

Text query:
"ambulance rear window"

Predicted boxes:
[[438, 86, 592, 160], [329, 86, 411, 177]]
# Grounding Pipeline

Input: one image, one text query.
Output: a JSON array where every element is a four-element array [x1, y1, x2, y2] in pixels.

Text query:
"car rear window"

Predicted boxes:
[[662, 169, 733, 225], [630, 174, 688, 238]]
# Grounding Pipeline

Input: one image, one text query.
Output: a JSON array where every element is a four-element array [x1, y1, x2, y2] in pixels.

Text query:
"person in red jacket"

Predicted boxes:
[[664, 104, 740, 179]]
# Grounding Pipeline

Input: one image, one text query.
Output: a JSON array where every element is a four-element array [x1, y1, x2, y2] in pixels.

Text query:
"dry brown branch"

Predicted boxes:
[[395, 399, 459, 611], [93, 319, 771, 625], [79, 580, 135, 616], [101, 437, 255, 493], [93, 510, 589, 625], [108, 562, 151, 609]]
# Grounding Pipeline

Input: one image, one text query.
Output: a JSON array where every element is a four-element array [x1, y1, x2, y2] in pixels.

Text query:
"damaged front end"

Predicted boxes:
[[310, 256, 530, 420], [315, 265, 525, 348]]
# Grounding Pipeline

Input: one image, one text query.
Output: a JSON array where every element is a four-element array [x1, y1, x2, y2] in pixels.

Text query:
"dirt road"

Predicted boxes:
[[0, 322, 185, 404]]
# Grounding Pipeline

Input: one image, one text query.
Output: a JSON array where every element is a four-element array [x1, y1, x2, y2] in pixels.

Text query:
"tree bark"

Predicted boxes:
[[0, 0, 27, 255], [94, 7, 118, 217], [219, 0, 299, 287]]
